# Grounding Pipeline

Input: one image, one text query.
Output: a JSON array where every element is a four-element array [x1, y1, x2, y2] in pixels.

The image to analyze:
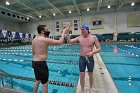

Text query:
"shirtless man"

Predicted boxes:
[[32, 25, 70, 93], [66, 24, 101, 93]]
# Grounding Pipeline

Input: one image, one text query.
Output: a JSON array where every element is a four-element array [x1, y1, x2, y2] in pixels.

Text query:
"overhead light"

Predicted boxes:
[[1, 11, 5, 15], [87, 8, 89, 11], [39, 15, 41, 18], [17, 16, 20, 18], [131, 2, 135, 6], [53, 13, 55, 16], [12, 14, 16, 17], [7, 13, 11, 16], [6, 1, 10, 5], [21, 17, 24, 19], [108, 5, 111, 8], [69, 10, 71, 14]]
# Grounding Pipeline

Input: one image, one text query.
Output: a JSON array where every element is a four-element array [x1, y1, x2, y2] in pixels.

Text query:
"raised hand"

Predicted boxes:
[[64, 25, 70, 35], [65, 25, 70, 31]]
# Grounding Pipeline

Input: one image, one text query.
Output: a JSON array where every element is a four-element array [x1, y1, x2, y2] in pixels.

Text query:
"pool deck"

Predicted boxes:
[[75, 53, 119, 93]]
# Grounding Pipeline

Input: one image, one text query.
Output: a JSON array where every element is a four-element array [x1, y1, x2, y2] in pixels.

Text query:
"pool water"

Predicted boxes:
[[0, 44, 80, 93], [100, 44, 140, 93]]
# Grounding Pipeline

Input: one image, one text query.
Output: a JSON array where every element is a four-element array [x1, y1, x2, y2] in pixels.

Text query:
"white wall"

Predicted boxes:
[[80, 13, 115, 34], [20, 16, 81, 36], [81, 10, 140, 34], [0, 21, 20, 32], [1, 10, 139, 36], [20, 20, 54, 35]]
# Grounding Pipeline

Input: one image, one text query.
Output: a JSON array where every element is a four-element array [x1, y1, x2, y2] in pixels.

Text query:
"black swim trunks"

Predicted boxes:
[[79, 56, 94, 72], [32, 61, 49, 84]]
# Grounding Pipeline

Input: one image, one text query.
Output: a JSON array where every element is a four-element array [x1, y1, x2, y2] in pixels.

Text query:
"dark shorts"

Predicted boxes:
[[32, 61, 49, 84], [79, 56, 94, 72]]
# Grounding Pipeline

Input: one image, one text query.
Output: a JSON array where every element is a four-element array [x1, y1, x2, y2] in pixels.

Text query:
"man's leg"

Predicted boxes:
[[42, 82, 48, 93], [87, 57, 94, 93], [34, 80, 40, 93], [80, 72, 85, 93], [88, 72, 94, 93], [79, 56, 86, 93]]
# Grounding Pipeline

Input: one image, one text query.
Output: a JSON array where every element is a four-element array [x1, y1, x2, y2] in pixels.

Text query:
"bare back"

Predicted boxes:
[[32, 36, 49, 61]]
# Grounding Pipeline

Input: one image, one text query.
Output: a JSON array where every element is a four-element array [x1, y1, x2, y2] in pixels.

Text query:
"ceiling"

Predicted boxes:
[[0, 0, 140, 23]]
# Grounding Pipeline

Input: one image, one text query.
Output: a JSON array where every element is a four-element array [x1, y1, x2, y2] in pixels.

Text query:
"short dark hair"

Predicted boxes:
[[37, 25, 46, 34]]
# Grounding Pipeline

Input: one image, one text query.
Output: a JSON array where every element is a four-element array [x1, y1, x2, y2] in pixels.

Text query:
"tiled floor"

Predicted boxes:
[[75, 53, 119, 93]]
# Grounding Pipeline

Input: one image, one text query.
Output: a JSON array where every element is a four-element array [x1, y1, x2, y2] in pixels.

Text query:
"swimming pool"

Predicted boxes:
[[100, 44, 140, 93], [0, 44, 80, 93]]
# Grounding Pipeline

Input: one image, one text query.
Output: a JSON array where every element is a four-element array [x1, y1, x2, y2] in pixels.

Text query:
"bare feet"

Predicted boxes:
[[81, 90, 84, 93], [90, 88, 93, 93]]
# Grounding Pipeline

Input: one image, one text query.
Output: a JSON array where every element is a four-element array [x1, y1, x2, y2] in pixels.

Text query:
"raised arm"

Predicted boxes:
[[46, 26, 70, 45], [67, 36, 79, 44], [65, 30, 79, 44]]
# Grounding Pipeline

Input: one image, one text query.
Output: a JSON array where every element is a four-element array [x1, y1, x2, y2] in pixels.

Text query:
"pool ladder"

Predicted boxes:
[[0, 70, 13, 88]]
